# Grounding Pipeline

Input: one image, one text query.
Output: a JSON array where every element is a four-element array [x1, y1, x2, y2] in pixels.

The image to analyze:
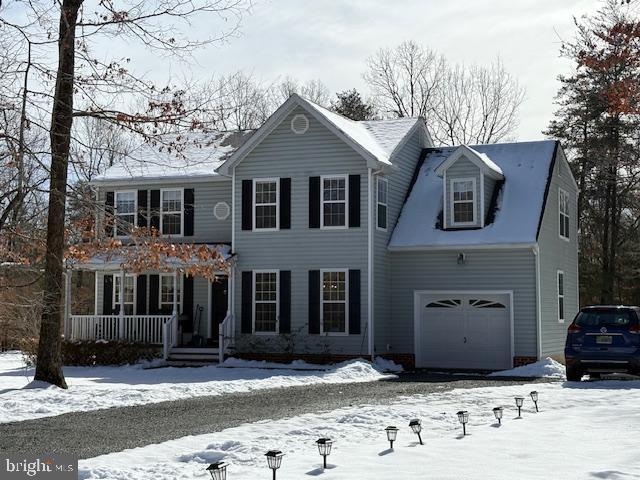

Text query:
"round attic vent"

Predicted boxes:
[[213, 201, 230, 220], [291, 114, 309, 134]]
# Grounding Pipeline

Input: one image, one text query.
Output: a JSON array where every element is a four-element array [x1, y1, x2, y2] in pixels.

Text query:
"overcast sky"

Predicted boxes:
[[150, 0, 600, 141]]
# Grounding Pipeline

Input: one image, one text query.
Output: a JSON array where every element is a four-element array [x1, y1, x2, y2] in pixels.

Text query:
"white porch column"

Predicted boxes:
[[172, 269, 179, 346], [207, 279, 213, 339], [119, 269, 126, 340], [64, 270, 72, 339]]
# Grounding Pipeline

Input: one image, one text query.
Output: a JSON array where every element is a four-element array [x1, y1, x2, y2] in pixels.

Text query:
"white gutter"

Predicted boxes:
[[533, 244, 542, 360], [367, 167, 374, 360], [387, 242, 537, 252], [90, 174, 230, 187]]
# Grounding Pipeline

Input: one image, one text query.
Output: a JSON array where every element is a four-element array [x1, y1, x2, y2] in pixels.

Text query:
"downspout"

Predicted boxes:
[[230, 167, 236, 335], [367, 168, 374, 360], [533, 245, 542, 360]]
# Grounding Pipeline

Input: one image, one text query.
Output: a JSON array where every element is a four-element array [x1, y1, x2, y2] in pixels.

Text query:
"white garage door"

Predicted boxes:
[[415, 292, 512, 370]]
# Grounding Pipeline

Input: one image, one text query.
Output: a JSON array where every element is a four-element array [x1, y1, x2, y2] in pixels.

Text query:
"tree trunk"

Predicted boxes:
[[34, 0, 82, 388]]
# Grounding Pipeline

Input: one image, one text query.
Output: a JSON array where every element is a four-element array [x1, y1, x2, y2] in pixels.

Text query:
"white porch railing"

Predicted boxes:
[[67, 315, 172, 345], [218, 312, 233, 364]]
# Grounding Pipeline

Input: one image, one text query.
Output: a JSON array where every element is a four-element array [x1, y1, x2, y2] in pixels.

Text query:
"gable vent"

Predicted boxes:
[[291, 114, 309, 134], [214, 201, 230, 220]]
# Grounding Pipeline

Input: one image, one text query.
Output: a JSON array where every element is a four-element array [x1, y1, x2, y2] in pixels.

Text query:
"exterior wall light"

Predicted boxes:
[[515, 396, 525, 418], [385, 426, 399, 449], [315, 438, 333, 469], [265, 450, 284, 480], [530, 391, 539, 412], [206, 462, 227, 480], [493, 407, 503, 425], [409, 419, 423, 445], [457, 410, 469, 435]]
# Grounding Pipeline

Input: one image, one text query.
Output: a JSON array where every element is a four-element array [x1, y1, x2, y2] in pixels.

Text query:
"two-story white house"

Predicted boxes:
[[66, 94, 579, 370]]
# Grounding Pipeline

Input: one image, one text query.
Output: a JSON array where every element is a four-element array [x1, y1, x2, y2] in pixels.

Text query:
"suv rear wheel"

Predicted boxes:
[[566, 365, 582, 382]]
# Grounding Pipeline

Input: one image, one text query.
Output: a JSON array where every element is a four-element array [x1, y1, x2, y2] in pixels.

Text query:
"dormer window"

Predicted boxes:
[[451, 178, 476, 226]]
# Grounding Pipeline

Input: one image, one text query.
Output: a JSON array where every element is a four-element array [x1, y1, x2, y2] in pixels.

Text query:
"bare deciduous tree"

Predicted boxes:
[[273, 77, 331, 106]]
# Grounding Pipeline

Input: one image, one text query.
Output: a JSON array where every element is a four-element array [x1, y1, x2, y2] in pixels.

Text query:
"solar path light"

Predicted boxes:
[[515, 397, 525, 418], [385, 426, 399, 449], [493, 407, 503, 425], [457, 410, 469, 435], [409, 419, 423, 445], [315, 438, 333, 469], [206, 462, 227, 480], [265, 450, 284, 480], [530, 391, 539, 412]]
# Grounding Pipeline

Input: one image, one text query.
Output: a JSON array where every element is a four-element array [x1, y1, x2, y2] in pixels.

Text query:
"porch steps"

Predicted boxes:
[[166, 347, 219, 365]]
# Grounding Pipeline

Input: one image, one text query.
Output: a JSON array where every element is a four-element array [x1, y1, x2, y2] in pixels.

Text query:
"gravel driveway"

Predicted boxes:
[[0, 373, 552, 459]]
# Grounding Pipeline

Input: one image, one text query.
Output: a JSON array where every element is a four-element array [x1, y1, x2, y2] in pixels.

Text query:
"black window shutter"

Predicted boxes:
[[309, 176, 320, 228], [241, 180, 253, 231], [105, 191, 114, 237], [148, 274, 160, 314], [279, 271, 291, 334], [348, 269, 361, 334], [184, 188, 195, 236], [137, 190, 148, 228], [103, 274, 114, 315], [241, 271, 253, 333], [308, 270, 320, 334], [348, 175, 361, 228], [150, 190, 160, 232], [136, 275, 147, 315], [280, 178, 291, 230], [183, 274, 194, 332]]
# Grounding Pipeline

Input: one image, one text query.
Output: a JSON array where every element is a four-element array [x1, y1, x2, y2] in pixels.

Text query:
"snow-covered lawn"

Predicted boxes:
[[0, 352, 396, 423], [79, 377, 640, 480]]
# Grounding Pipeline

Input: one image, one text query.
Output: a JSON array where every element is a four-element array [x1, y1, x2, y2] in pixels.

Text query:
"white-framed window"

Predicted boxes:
[[321, 270, 348, 335], [114, 191, 137, 237], [450, 178, 476, 226], [559, 189, 570, 241], [557, 270, 565, 323], [253, 270, 279, 334], [160, 189, 183, 236], [321, 175, 348, 228], [376, 177, 388, 230], [159, 274, 182, 311], [253, 178, 279, 230], [113, 274, 135, 315]]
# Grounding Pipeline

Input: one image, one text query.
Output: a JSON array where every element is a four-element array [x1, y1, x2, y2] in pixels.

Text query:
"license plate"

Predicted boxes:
[[596, 335, 613, 344]]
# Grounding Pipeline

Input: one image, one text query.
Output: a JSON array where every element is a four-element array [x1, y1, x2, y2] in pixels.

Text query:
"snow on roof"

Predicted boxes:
[[93, 131, 252, 183], [389, 140, 558, 249], [435, 144, 503, 178], [299, 96, 421, 165]]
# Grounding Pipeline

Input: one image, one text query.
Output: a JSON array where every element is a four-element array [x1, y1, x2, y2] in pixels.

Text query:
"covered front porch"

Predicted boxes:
[[63, 245, 235, 362]]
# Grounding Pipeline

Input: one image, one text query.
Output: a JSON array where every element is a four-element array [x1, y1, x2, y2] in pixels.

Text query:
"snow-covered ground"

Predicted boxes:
[[79, 378, 640, 480], [0, 352, 396, 423]]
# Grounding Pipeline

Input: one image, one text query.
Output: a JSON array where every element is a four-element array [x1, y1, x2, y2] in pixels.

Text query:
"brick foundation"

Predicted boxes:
[[513, 356, 538, 367], [230, 352, 416, 370]]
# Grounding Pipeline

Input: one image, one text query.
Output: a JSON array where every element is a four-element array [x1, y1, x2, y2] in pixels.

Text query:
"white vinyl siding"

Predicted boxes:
[[559, 188, 570, 241], [159, 274, 182, 311], [557, 270, 565, 323], [161, 189, 183, 236], [321, 270, 348, 335], [253, 178, 279, 231], [113, 274, 135, 314], [321, 175, 348, 228], [254, 270, 279, 334], [450, 178, 476, 226], [114, 191, 137, 237], [376, 177, 388, 230]]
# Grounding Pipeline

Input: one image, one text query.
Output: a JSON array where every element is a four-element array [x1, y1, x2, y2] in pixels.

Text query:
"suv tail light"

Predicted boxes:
[[630, 324, 640, 334], [567, 323, 581, 334]]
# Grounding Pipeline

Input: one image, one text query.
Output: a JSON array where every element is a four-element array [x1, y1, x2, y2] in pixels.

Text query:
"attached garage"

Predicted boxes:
[[414, 291, 514, 370]]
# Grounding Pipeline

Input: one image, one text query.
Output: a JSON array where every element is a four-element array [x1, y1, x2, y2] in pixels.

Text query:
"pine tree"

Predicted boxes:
[[546, 0, 640, 304], [331, 89, 376, 121]]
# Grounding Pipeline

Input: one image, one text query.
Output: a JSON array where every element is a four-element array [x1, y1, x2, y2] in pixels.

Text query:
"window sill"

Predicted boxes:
[[559, 235, 570, 242]]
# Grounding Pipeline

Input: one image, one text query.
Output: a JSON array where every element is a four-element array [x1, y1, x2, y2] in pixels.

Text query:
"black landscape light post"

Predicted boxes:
[[530, 391, 539, 412], [457, 411, 469, 436], [265, 450, 284, 480], [315, 438, 333, 469], [409, 419, 423, 445], [515, 397, 524, 418], [385, 426, 399, 449], [493, 407, 503, 425], [206, 462, 227, 480]]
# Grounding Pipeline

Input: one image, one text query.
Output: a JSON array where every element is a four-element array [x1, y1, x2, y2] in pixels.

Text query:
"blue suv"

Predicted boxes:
[[564, 305, 640, 381]]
